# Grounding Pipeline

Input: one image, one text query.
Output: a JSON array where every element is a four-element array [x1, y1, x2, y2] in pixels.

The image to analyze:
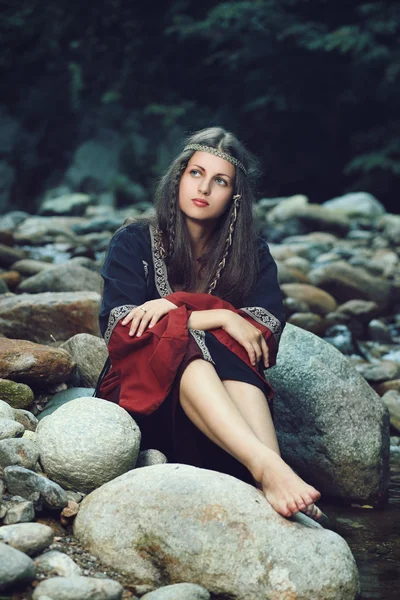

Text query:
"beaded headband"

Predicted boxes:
[[183, 143, 247, 175]]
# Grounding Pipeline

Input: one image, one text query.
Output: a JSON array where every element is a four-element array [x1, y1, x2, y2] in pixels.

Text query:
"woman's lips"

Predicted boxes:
[[192, 198, 209, 207]]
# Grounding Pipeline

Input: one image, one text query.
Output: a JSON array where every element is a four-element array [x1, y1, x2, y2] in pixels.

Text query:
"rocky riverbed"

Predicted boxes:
[[0, 191, 399, 599]]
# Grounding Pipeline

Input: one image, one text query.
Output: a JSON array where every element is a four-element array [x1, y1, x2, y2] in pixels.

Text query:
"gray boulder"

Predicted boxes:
[[13, 216, 85, 245], [322, 192, 386, 218], [265, 324, 389, 505], [39, 193, 93, 216], [32, 576, 123, 600], [0, 399, 15, 419], [61, 333, 108, 387], [4, 466, 68, 510], [308, 261, 392, 309], [34, 550, 82, 577], [17, 263, 102, 294], [13, 409, 38, 431], [0, 438, 39, 469], [0, 541, 36, 591], [3, 496, 35, 524], [0, 418, 25, 440], [74, 464, 359, 600], [11, 258, 53, 276], [141, 583, 210, 599], [0, 523, 54, 556], [37, 397, 141, 493]]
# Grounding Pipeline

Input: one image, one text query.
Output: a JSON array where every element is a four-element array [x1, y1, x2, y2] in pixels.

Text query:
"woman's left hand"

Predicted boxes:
[[121, 299, 178, 337]]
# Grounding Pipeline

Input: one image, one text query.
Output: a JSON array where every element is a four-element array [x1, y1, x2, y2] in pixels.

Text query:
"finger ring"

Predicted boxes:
[[140, 307, 147, 314]]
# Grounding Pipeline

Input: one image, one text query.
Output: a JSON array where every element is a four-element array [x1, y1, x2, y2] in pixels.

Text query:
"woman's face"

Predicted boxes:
[[178, 151, 236, 225]]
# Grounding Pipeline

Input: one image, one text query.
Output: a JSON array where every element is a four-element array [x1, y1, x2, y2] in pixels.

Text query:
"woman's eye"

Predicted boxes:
[[190, 169, 200, 176], [216, 177, 227, 186]]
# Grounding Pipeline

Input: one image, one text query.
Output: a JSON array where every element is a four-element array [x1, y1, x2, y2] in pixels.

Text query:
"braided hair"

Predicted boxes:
[[154, 127, 260, 307]]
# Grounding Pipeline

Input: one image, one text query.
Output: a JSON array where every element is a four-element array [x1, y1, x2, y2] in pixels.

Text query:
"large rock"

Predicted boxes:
[[74, 464, 359, 599], [280, 283, 337, 315], [0, 541, 36, 590], [32, 576, 123, 600], [0, 292, 101, 343], [37, 397, 141, 493], [308, 261, 392, 309], [0, 398, 14, 419], [0, 339, 75, 385], [322, 192, 386, 218], [0, 418, 25, 440], [11, 258, 53, 276], [17, 263, 102, 294], [4, 466, 68, 510], [267, 197, 349, 235], [0, 243, 26, 268], [61, 333, 108, 387], [265, 324, 389, 505], [39, 193, 93, 216], [0, 438, 39, 469], [0, 378, 34, 408], [13, 216, 86, 245], [0, 523, 54, 556]]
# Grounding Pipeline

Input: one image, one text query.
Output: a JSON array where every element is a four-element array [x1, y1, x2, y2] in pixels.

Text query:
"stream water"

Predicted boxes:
[[321, 448, 400, 599]]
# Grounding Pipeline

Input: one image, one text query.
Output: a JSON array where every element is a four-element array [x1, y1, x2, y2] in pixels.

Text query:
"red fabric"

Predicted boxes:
[[99, 291, 276, 416]]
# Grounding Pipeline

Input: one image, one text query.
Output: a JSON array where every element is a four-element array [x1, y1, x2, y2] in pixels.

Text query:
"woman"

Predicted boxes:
[[98, 126, 322, 520]]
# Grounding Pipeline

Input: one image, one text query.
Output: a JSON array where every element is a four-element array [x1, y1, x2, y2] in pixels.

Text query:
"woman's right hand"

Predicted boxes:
[[222, 312, 269, 368]]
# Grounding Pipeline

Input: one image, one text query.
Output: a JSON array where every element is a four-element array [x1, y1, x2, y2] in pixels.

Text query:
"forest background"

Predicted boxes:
[[1, 0, 399, 213]]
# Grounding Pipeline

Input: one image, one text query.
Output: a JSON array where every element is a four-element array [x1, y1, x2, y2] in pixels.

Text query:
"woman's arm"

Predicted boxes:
[[187, 308, 231, 330]]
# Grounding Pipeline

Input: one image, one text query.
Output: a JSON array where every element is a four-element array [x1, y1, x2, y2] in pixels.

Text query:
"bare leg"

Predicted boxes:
[[222, 380, 322, 518], [179, 359, 321, 518]]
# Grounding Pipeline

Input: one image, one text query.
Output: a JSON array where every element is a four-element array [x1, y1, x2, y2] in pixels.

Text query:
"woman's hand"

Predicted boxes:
[[222, 312, 269, 368], [121, 299, 178, 337]]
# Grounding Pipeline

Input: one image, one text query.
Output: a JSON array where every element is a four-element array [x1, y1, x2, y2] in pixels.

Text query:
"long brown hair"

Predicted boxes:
[[152, 127, 260, 306]]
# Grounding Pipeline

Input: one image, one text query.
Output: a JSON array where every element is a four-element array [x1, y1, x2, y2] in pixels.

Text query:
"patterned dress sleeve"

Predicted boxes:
[[239, 239, 286, 366], [99, 224, 149, 345]]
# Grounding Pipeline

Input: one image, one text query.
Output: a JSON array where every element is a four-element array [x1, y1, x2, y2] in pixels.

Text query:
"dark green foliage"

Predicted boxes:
[[1, 0, 399, 207]]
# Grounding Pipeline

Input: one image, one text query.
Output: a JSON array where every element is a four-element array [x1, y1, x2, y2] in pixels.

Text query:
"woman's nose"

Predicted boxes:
[[198, 180, 211, 195]]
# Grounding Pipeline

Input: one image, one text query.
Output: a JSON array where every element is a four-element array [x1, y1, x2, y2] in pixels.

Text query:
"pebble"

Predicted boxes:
[[32, 576, 123, 600], [4, 466, 68, 510], [136, 449, 168, 468], [0, 417, 25, 440], [381, 390, 400, 431], [0, 541, 36, 591], [34, 550, 82, 577], [0, 523, 54, 556], [0, 398, 15, 419], [13, 408, 38, 431], [0, 438, 39, 469], [368, 319, 393, 344], [141, 583, 210, 599], [3, 496, 35, 524], [355, 360, 399, 383]]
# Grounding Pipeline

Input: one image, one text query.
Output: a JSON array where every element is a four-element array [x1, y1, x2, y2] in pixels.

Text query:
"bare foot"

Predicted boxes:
[[251, 448, 321, 519]]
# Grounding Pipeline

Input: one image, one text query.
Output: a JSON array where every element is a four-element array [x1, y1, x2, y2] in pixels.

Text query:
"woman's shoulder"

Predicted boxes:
[[110, 219, 152, 249], [256, 234, 273, 258]]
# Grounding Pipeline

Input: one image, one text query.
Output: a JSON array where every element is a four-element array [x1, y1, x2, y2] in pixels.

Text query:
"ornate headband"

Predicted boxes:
[[183, 143, 247, 175]]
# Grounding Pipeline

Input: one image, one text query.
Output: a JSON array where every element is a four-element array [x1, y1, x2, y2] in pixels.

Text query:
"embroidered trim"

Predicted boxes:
[[105, 304, 137, 345], [240, 306, 283, 345], [149, 225, 173, 298], [142, 260, 149, 281], [149, 226, 214, 362], [189, 329, 214, 364]]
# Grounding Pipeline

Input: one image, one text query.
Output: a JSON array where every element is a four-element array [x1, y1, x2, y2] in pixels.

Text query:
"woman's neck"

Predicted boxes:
[[185, 219, 214, 259]]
